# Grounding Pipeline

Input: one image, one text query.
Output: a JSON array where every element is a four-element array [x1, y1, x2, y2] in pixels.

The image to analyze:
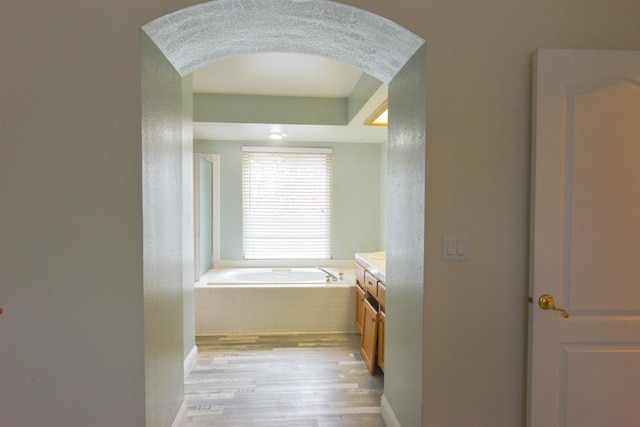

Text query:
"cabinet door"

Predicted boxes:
[[355, 285, 366, 333], [360, 299, 378, 375], [377, 310, 385, 372]]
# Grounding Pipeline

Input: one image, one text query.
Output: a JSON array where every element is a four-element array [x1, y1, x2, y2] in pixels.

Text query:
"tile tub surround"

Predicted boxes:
[[195, 272, 357, 335]]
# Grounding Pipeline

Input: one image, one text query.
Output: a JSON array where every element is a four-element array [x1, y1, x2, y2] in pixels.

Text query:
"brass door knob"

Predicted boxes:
[[538, 294, 569, 318]]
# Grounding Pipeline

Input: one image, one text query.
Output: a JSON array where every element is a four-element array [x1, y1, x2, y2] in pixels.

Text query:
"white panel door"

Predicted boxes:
[[528, 49, 640, 427]]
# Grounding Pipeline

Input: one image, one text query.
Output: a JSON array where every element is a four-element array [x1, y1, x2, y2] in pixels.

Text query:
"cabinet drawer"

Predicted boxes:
[[377, 282, 386, 306], [364, 271, 378, 297]]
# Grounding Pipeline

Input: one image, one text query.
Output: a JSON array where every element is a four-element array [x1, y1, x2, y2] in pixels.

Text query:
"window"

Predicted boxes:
[[242, 146, 332, 259]]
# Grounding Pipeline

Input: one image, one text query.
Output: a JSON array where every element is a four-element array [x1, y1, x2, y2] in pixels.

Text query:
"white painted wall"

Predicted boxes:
[[1, 1, 639, 426], [411, 3, 640, 425]]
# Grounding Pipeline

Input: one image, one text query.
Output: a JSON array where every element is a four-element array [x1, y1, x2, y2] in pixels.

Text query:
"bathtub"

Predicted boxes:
[[202, 267, 346, 285], [195, 266, 357, 335]]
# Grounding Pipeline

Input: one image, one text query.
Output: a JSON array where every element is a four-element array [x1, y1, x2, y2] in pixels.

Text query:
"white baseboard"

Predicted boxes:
[[381, 394, 401, 427], [173, 347, 198, 427], [172, 400, 188, 427], [184, 345, 198, 378]]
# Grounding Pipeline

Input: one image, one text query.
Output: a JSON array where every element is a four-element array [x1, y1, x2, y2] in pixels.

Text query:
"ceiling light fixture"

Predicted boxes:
[[268, 131, 284, 140], [364, 100, 388, 126]]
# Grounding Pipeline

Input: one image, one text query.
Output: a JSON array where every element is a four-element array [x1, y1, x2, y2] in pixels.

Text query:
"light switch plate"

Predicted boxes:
[[442, 235, 468, 261]]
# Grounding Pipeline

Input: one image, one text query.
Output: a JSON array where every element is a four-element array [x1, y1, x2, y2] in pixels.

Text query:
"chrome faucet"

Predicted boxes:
[[316, 267, 339, 281]]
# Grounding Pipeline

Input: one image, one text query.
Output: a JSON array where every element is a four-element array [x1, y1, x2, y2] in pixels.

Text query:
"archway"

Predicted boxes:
[[141, 1, 426, 425]]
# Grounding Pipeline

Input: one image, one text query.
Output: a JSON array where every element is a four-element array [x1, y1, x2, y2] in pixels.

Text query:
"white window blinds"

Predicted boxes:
[[242, 146, 332, 260]]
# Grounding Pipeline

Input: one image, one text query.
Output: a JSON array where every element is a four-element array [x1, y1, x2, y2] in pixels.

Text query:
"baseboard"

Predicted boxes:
[[173, 347, 197, 427], [184, 345, 198, 378], [381, 394, 401, 427], [172, 400, 188, 427]]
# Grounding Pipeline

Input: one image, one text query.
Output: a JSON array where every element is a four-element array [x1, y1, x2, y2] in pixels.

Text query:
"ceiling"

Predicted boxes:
[[192, 52, 388, 143]]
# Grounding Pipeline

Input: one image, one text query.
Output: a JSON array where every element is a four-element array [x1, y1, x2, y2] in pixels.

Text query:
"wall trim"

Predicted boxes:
[[381, 394, 401, 427], [184, 345, 198, 378], [172, 400, 188, 427]]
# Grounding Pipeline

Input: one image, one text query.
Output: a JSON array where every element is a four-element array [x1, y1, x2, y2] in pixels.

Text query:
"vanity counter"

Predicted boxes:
[[355, 252, 385, 283]]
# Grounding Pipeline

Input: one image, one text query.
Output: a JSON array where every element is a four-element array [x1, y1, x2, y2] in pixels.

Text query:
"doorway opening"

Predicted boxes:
[[141, 1, 426, 425], [193, 153, 220, 277]]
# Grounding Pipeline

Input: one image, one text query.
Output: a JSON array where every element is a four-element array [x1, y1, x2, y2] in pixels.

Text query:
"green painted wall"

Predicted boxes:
[[194, 93, 348, 125], [141, 32, 185, 427], [182, 75, 196, 362], [194, 140, 383, 261], [385, 44, 426, 427], [379, 141, 388, 250]]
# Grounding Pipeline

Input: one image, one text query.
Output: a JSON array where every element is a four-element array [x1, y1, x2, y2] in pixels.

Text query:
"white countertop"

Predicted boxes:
[[355, 251, 386, 282]]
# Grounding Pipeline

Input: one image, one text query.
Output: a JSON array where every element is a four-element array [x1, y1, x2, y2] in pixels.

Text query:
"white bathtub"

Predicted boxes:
[[202, 267, 347, 286], [195, 267, 357, 335]]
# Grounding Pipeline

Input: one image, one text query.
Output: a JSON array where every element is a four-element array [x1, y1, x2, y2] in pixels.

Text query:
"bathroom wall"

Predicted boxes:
[[194, 140, 384, 261], [197, 156, 214, 275], [182, 76, 196, 364], [384, 44, 426, 427], [141, 32, 186, 426], [379, 141, 388, 250]]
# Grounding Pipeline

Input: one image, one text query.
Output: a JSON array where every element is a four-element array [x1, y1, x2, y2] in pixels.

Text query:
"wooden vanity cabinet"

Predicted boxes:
[[377, 309, 385, 371], [360, 298, 379, 374], [377, 282, 386, 306], [354, 263, 367, 333], [376, 282, 386, 371], [354, 260, 386, 375], [355, 284, 366, 334]]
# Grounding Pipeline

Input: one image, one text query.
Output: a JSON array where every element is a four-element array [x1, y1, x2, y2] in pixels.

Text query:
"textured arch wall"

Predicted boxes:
[[142, 0, 424, 82], [141, 1, 426, 425]]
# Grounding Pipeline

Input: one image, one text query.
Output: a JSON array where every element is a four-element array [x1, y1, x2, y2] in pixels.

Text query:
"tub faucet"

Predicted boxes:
[[316, 267, 339, 281]]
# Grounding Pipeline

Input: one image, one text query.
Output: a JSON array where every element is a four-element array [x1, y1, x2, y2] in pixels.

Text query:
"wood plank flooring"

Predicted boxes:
[[184, 333, 385, 426]]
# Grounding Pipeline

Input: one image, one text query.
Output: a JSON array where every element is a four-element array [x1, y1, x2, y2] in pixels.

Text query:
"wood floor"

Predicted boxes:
[[184, 333, 385, 426]]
